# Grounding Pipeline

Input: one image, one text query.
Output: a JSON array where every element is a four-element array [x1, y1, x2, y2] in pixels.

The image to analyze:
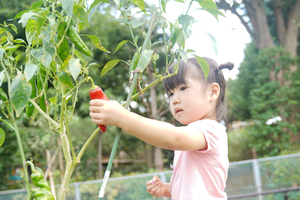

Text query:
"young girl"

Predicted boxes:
[[89, 57, 234, 199]]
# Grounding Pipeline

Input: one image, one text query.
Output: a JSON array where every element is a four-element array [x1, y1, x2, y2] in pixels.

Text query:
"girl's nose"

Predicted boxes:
[[172, 94, 180, 105]]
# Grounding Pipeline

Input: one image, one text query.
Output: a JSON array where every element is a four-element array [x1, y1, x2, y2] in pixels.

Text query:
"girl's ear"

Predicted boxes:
[[209, 83, 220, 102]]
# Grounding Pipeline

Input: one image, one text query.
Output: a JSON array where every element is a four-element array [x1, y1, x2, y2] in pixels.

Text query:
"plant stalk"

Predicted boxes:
[[98, 10, 158, 200], [2, 60, 31, 199]]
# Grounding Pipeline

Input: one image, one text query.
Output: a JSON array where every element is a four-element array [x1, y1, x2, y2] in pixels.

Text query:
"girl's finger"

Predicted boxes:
[[90, 99, 106, 106]]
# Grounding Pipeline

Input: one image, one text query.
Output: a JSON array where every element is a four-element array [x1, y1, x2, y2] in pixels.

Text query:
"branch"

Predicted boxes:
[[29, 99, 60, 128], [271, 0, 286, 45], [158, 108, 170, 117], [44, 149, 59, 178], [217, 0, 256, 43], [157, 99, 167, 114]]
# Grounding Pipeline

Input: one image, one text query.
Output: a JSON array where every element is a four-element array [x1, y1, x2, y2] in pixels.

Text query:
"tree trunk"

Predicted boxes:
[[146, 144, 153, 168]]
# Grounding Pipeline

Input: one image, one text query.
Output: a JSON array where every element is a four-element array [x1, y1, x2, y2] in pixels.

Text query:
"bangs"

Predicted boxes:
[[163, 60, 188, 94]]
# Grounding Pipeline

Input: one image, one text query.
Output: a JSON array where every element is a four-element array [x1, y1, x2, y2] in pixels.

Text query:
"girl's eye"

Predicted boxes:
[[180, 86, 187, 91], [168, 92, 174, 97]]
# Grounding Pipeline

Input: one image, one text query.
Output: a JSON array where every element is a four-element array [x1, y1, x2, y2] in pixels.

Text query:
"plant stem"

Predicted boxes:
[[29, 99, 60, 129], [77, 127, 100, 161], [98, 10, 158, 200], [12, 114, 30, 200], [3, 64, 30, 199], [126, 72, 176, 103]]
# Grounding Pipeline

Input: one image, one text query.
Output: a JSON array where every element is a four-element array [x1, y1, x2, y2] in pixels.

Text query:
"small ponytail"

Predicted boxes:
[[217, 62, 234, 73]]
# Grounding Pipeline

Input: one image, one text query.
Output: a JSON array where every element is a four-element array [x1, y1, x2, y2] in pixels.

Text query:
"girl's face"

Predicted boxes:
[[168, 71, 217, 125]]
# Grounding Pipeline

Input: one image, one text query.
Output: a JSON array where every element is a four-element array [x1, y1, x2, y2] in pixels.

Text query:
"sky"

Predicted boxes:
[[151, 0, 251, 80]]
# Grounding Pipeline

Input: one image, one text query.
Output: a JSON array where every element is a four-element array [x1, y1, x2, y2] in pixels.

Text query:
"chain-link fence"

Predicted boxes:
[[1, 153, 300, 200]]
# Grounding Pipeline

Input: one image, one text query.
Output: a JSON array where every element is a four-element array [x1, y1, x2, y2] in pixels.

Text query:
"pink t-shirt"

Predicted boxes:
[[169, 120, 229, 200]]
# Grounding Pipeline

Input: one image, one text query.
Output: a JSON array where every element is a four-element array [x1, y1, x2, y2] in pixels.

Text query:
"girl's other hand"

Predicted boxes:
[[146, 175, 171, 198]]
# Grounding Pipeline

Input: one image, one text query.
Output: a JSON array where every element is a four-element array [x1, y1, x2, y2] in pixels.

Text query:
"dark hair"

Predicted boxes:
[[163, 57, 234, 123]]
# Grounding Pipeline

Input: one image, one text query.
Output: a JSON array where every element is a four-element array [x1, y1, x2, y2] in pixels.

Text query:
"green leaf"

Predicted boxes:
[[74, 5, 89, 27], [31, 47, 44, 60], [186, 49, 195, 53], [178, 49, 188, 63], [49, 96, 56, 104], [0, 71, 5, 87], [151, 41, 163, 47], [129, 52, 140, 72], [137, 50, 154, 73], [14, 10, 29, 19], [62, 0, 74, 17], [0, 118, 15, 131], [30, 1, 44, 10], [13, 39, 26, 44], [9, 71, 32, 117], [204, 31, 218, 55], [0, 127, 5, 147], [0, 88, 8, 102], [89, 0, 110, 12], [173, 0, 184, 3], [194, 55, 210, 79], [25, 19, 40, 46], [131, 19, 145, 29], [5, 44, 22, 54], [1, 36, 7, 44], [31, 48, 52, 68], [113, 40, 129, 54], [197, 8, 225, 22], [24, 63, 38, 81], [0, 28, 5, 34], [58, 71, 73, 88], [101, 59, 121, 77], [132, 0, 146, 12], [9, 24, 18, 34], [41, 49, 52, 68], [86, 35, 110, 53], [161, 0, 166, 13], [69, 58, 81, 81], [178, 15, 196, 26], [19, 11, 36, 27], [35, 9, 48, 31], [195, 0, 217, 9], [42, 28, 51, 43]]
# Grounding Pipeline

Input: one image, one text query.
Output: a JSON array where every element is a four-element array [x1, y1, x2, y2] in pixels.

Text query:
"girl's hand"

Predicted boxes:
[[146, 175, 171, 198], [89, 99, 128, 127]]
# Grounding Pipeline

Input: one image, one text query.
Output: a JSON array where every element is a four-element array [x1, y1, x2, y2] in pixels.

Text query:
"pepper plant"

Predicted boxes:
[[0, 0, 227, 199]]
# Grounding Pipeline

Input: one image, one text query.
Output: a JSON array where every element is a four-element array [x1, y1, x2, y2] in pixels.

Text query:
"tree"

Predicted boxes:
[[217, 0, 300, 149]]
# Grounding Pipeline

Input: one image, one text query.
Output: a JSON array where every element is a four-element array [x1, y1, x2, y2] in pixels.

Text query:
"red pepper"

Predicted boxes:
[[89, 85, 109, 132]]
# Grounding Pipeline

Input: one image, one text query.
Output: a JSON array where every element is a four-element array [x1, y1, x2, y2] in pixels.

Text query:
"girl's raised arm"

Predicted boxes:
[[89, 100, 207, 151]]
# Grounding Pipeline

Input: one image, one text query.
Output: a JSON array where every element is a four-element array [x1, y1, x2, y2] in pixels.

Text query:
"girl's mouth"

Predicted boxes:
[[175, 108, 183, 114]]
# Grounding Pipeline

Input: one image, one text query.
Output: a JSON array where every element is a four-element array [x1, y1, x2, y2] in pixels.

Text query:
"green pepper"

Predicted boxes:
[[27, 161, 55, 200], [33, 188, 55, 200], [57, 20, 70, 62], [67, 26, 92, 57], [26, 75, 37, 118]]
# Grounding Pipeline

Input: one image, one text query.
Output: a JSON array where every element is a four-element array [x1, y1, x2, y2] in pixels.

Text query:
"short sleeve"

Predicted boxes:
[[188, 120, 225, 153]]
